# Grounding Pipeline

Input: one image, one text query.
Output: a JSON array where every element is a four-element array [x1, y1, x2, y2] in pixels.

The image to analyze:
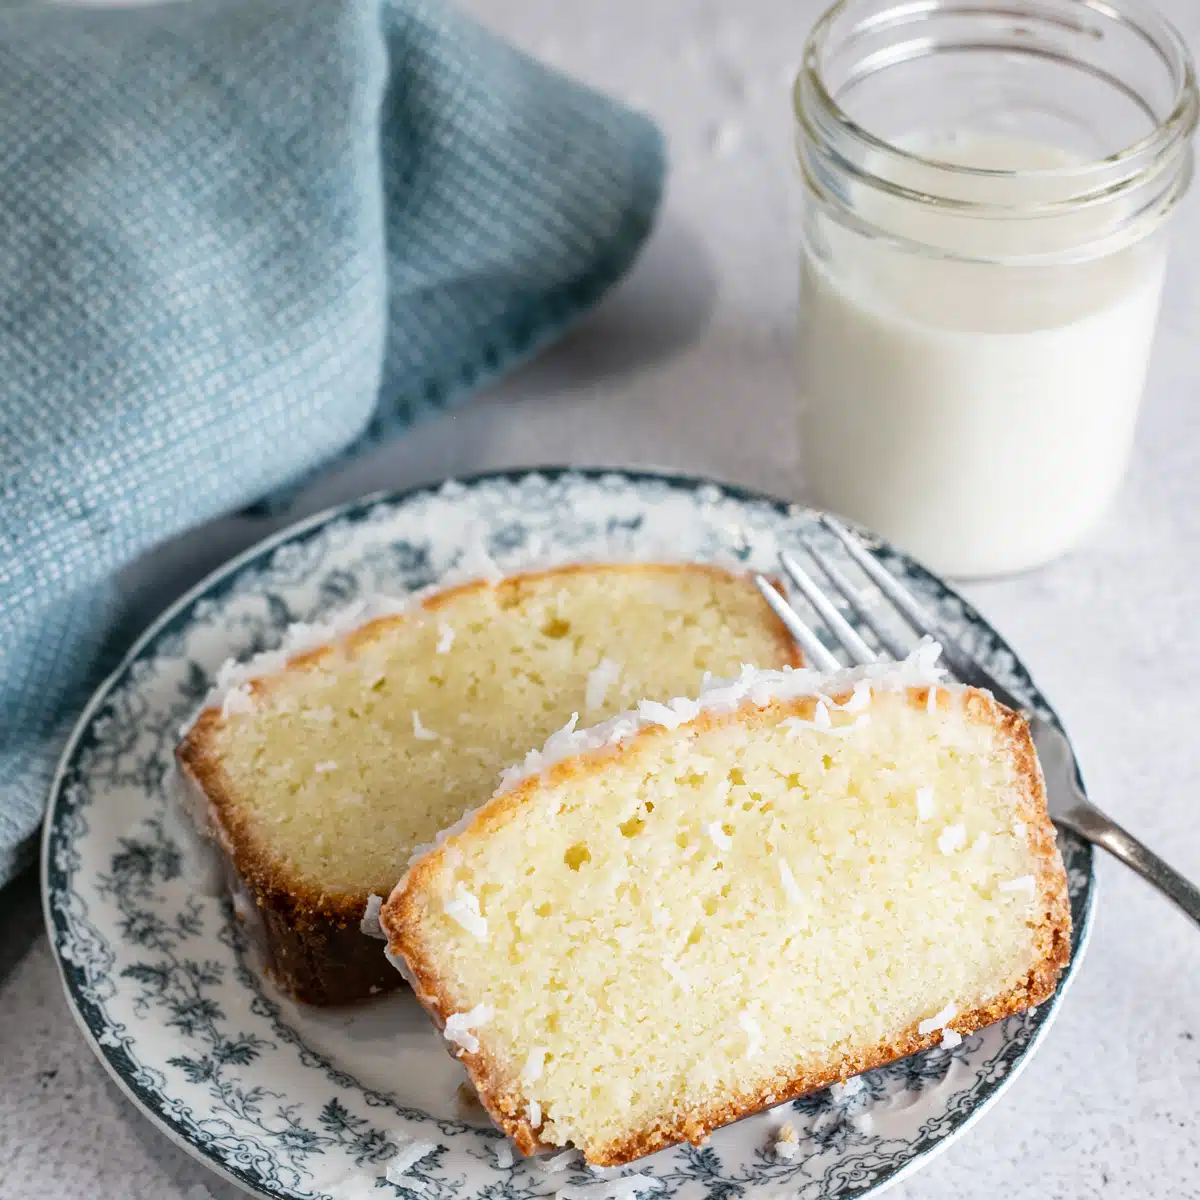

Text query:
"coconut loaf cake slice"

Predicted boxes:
[[380, 645, 1071, 1166], [176, 563, 800, 1005]]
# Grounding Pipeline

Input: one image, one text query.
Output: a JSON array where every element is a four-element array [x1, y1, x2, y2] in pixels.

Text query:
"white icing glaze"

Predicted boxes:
[[177, 593, 416, 737], [161, 763, 227, 898], [937, 823, 967, 854], [494, 641, 947, 795], [777, 858, 803, 905]]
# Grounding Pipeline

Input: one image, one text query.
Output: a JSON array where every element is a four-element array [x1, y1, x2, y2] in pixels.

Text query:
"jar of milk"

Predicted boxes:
[[794, 0, 1197, 577]]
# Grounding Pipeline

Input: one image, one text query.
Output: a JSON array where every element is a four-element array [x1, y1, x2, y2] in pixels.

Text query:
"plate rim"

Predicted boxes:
[[40, 464, 1098, 1199]]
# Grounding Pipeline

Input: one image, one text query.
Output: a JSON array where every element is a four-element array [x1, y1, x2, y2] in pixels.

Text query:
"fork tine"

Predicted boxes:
[[778, 551, 876, 666], [818, 515, 1029, 706], [801, 542, 910, 663], [819, 516, 946, 644], [753, 575, 840, 672]]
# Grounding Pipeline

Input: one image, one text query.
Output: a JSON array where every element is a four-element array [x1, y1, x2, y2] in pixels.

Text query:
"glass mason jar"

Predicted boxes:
[[794, 0, 1197, 578]]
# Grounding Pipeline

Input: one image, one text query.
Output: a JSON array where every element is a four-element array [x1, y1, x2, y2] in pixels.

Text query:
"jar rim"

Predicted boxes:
[[795, 0, 1199, 211]]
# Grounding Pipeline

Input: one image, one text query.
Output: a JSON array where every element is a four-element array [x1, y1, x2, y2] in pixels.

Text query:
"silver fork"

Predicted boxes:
[[754, 514, 1200, 929]]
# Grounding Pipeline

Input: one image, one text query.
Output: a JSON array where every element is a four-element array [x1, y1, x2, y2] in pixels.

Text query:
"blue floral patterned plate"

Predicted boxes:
[[42, 468, 1094, 1200]]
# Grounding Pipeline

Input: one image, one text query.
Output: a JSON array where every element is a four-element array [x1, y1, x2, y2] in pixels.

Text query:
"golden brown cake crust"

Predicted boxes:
[[175, 563, 802, 1007], [382, 686, 1072, 1165]]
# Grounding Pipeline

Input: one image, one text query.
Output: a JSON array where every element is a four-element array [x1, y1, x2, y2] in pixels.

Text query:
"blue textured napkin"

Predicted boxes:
[[0, 0, 664, 885]]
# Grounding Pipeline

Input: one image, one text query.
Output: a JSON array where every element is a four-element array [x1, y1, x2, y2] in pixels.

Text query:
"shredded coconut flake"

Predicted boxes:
[[941, 1028, 963, 1048], [918, 1003, 958, 1035], [443, 1003, 493, 1055], [444, 886, 488, 940], [523, 1047, 548, 1083], [585, 658, 622, 712], [938, 823, 967, 854], [772, 1121, 798, 1160], [494, 1141, 515, 1169], [1013, 821, 1027, 838], [360, 894, 385, 939], [555, 1174, 663, 1200], [778, 858, 803, 905], [490, 642, 947, 796], [436, 622, 455, 654], [314, 760, 338, 774], [384, 1137, 437, 1182], [706, 822, 732, 851], [927, 685, 939, 713], [526, 1099, 542, 1128], [539, 1151, 580, 1174], [998, 875, 1037, 895], [638, 697, 702, 729], [739, 1011, 763, 1059], [840, 681, 873, 713], [412, 710, 439, 741], [454, 540, 504, 586], [191, 594, 415, 723], [830, 1075, 864, 1101], [971, 832, 991, 854], [916, 787, 935, 822]]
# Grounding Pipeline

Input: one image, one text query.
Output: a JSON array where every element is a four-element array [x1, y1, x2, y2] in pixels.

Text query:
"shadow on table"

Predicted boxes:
[[0, 866, 44, 996]]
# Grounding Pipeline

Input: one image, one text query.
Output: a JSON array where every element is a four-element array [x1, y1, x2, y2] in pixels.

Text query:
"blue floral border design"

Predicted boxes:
[[42, 467, 1095, 1200]]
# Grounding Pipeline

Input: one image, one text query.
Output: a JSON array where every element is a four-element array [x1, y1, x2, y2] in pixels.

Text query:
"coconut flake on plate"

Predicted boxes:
[[494, 643, 948, 796]]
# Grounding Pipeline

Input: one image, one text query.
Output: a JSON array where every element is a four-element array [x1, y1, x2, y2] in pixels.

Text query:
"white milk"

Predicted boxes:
[[798, 133, 1168, 578]]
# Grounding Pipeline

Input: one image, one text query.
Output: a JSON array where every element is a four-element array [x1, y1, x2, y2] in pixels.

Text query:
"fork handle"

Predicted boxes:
[[1057, 803, 1200, 929]]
